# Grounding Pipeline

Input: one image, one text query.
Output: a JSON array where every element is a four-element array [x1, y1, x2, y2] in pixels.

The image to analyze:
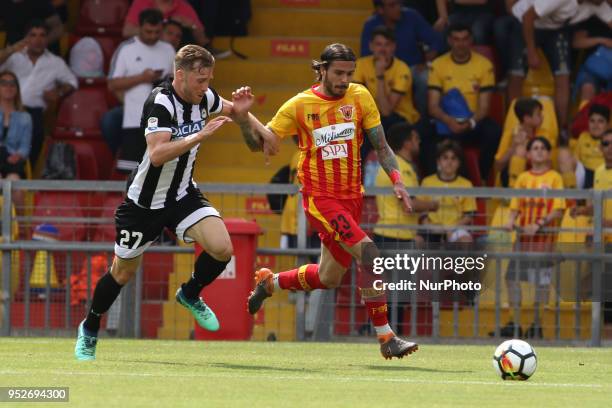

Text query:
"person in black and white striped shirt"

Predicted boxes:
[[75, 44, 278, 360]]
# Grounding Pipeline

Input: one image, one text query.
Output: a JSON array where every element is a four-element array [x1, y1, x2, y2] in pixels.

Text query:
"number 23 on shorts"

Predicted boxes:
[[118, 229, 144, 249]]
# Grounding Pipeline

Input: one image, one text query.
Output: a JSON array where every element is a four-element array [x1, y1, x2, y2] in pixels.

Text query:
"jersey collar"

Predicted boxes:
[[311, 85, 343, 101]]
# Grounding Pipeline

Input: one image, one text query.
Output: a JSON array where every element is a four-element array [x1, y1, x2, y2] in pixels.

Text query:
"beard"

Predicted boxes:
[[323, 78, 348, 98]]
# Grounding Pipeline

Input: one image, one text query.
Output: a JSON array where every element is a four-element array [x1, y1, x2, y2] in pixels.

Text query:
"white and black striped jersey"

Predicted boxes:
[[126, 82, 223, 209]]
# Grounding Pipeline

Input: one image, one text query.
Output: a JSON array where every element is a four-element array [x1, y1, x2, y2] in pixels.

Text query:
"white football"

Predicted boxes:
[[492, 339, 537, 380]]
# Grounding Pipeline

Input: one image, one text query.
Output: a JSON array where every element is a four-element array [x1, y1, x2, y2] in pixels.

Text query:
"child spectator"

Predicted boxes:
[[503, 136, 565, 338], [558, 104, 610, 189], [494, 97, 548, 187], [421, 139, 476, 243]]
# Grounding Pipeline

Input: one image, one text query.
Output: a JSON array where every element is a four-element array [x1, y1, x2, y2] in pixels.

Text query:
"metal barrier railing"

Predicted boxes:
[[0, 180, 609, 345]]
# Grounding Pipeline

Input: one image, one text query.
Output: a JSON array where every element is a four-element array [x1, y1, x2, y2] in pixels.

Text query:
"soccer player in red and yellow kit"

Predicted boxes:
[[247, 44, 418, 359], [503, 136, 565, 338]]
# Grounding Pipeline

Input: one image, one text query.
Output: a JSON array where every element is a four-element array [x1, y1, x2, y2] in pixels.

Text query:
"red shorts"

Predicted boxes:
[[302, 195, 366, 268]]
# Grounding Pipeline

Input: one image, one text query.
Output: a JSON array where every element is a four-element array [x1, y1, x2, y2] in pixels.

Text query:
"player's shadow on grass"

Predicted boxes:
[[210, 362, 317, 373], [109, 360, 316, 373], [364, 365, 473, 374]]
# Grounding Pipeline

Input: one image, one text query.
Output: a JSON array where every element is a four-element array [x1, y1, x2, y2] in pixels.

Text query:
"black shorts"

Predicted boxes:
[[114, 189, 221, 259]]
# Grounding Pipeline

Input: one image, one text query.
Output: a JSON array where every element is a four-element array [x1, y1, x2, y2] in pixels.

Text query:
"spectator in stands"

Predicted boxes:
[[421, 140, 476, 243], [495, 97, 545, 187], [109, 8, 175, 173], [123, 0, 230, 58], [570, 1, 612, 103], [425, 23, 501, 183], [162, 19, 184, 50], [558, 104, 610, 189], [354, 26, 420, 131], [361, 0, 444, 115], [506, 0, 606, 135], [504, 136, 565, 338], [0, 0, 64, 54], [404, 0, 440, 25], [0, 20, 77, 166], [572, 129, 612, 324], [434, 0, 496, 45], [0, 71, 31, 208], [374, 122, 437, 245]]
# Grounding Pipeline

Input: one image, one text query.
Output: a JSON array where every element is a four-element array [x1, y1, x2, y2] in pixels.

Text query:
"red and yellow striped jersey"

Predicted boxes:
[[510, 169, 566, 227], [267, 83, 381, 199]]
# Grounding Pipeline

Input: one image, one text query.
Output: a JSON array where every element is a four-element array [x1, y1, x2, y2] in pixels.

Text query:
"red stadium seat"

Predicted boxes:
[[54, 88, 109, 139], [90, 193, 123, 242], [463, 147, 482, 187], [75, 0, 130, 36], [64, 141, 99, 180], [33, 192, 88, 242]]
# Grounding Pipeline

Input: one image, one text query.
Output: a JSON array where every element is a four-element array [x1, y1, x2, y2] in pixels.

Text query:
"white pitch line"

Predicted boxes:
[[0, 370, 604, 389]]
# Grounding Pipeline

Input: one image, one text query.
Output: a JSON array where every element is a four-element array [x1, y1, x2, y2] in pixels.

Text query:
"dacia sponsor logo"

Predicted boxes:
[[312, 122, 355, 147], [171, 120, 204, 139]]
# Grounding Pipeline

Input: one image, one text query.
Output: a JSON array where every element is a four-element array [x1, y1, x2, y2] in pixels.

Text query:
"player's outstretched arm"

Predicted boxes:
[[148, 116, 231, 166], [366, 124, 413, 213]]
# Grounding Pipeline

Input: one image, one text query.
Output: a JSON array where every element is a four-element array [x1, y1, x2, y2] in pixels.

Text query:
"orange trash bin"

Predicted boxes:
[[193, 218, 261, 340]]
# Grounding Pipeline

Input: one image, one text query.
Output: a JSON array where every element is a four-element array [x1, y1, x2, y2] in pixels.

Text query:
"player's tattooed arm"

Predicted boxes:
[[366, 125, 399, 176], [366, 125, 413, 213], [236, 114, 264, 152]]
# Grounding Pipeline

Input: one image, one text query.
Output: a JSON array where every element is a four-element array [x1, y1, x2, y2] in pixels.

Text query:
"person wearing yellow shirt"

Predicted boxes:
[[558, 104, 609, 189], [494, 97, 546, 187], [354, 25, 420, 130], [421, 140, 477, 243], [425, 22, 501, 183], [572, 130, 612, 242], [504, 136, 566, 338], [354, 25, 422, 165], [570, 129, 612, 324], [373, 122, 437, 245]]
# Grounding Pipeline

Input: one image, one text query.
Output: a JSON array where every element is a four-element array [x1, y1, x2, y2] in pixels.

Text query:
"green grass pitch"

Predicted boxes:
[[0, 338, 610, 407]]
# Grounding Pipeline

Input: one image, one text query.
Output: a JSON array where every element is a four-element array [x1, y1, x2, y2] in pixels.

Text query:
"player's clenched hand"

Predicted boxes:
[[231, 86, 254, 120], [393, 183, 413, 213], [198, 116, 232, 140]]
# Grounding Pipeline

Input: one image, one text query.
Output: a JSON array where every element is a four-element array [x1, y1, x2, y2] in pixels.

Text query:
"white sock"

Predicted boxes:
[[273, 273, 280, 291], [374, 323, 393, 337]]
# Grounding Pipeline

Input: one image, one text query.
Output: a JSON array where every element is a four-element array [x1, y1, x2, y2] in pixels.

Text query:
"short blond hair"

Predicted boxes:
[[175, 45, 214, 73]]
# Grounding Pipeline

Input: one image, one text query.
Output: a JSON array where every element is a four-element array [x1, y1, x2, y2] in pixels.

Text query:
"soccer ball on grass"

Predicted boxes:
[[492, 339, 537, 380]]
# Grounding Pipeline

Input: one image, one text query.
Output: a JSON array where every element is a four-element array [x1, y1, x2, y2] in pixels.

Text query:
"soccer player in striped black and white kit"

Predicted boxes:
[[75, 44, 276, 360]]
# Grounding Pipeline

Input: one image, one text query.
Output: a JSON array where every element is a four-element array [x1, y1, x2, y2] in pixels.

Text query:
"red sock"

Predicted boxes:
[[364, 300, 389, 327], [277, 264, 326, 291]]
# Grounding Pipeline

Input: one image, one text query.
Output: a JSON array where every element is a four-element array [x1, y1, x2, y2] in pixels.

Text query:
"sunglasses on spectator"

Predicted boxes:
[[0, 80, 17, 87], [601, 140, 611, 147]]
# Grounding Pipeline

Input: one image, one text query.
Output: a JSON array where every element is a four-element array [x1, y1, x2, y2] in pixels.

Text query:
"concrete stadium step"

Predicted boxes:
[[249, 8, 370, 37], [439, 302, 592, 340], [214, 36, 360, 60], [194, 164, 281, 183], [197, 140, 295, 168], [253, 0, 371, 9], [213, 58, 314, 87]]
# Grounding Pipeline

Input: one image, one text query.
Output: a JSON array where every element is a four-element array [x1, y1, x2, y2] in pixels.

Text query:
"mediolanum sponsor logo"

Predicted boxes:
[[171, 120, 204, 138], [313, 122, 355, 147]]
